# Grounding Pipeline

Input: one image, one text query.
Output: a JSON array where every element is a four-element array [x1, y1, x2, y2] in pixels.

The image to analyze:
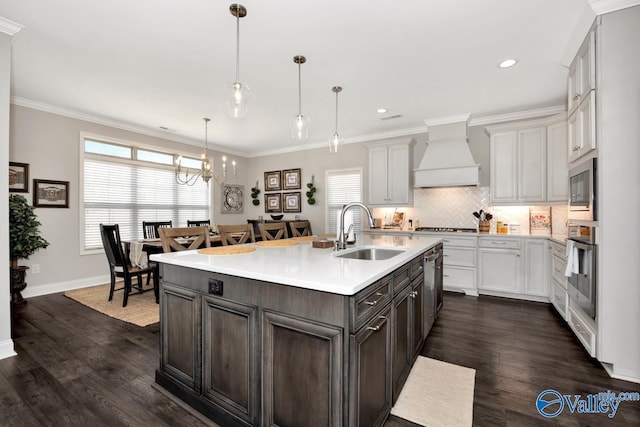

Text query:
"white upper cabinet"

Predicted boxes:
[[486, 115, 567, 205], [567, 27, 597, 163], [568, 30, 596, 116], [366, 139, 414, 206]]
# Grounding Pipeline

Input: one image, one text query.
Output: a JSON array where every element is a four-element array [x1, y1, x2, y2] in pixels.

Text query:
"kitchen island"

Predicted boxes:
[[150, 234, 441, 427]]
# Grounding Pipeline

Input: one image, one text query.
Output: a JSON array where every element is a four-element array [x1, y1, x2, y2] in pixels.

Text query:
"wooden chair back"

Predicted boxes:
[[142, 220, 172, 239], [100, 224, 128, 272], [159, 226, 211, 252], [218, 224, 256, 246], [258, 222, 288, 240], [289, 220, 312, 237], [187, 219, 211, 227]]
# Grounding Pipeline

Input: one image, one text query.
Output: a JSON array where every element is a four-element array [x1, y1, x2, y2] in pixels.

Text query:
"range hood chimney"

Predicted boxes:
[[414, 114, 480, 187]]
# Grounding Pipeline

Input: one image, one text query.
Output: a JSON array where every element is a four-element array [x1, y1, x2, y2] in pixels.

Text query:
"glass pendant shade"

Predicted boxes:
[[329, 132, 342, 153], [225, 82, 250, 118], [290, 114, 310, 141]]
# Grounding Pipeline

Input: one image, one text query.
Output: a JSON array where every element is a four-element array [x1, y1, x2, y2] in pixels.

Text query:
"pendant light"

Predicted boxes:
[[290, 55, 310, 141], [329, 86, 343, 153], [224, 4, 250, 118]]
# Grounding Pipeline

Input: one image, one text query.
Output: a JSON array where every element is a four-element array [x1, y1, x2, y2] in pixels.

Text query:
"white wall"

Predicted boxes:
[[0, 31, 16, 359], [596, 5, 640, 382], [10, 105, 249, 297]]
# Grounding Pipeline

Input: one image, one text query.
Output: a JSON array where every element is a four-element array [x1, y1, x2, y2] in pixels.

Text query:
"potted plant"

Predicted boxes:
[[9, 194, 49, 304]]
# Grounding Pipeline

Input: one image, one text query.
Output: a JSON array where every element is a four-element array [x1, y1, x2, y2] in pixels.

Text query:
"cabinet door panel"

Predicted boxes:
[[202, 296, 258, 424], [387, 144, 410, 204], [411, 278, 424, 356], [350, 304, 392, 427], [517, 127, 546, 202], [263, 311, 342, 427], [478, 249, 521, 293], [368, 146, 389, 204], [490, 132, 518, 202], [547, 121, 568, 202], [160, 283, 199, 391], [524, 239, 549, 297], [392, 286, 411, 403]]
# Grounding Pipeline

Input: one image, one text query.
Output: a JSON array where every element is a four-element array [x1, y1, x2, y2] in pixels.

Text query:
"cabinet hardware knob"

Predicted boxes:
[[443, 274, 450, 277], [364, 300, 378, 306]]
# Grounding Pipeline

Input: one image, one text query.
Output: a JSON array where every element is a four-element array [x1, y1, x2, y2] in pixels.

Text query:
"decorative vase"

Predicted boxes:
[[10, 265, 29, 305], [478, 220, 490, 233]]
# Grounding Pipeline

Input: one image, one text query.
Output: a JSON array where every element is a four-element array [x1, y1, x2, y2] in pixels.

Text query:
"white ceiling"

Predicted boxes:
[[1, 0, 594, 156]]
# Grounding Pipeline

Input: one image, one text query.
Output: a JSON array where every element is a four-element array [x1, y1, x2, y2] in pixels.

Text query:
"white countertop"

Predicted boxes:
[[366, 229, 567, 245], [150, 234, 442, 296]]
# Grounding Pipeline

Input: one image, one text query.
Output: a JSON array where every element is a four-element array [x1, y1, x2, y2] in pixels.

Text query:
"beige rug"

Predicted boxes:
[[391, 356, 475, 427], [64, 283, 159, 327]]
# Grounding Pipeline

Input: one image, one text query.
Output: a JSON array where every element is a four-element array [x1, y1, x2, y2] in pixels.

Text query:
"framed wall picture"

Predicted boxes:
[[33, 179, 69, 208], [283, 192, 301, 213], [9, 162, 29, 193], [282, 168, 301, 190], [530, 207, 552, 235], [265, 193, 282, 213], [264, 170, 282, 192], [221, 184, 244, 214]]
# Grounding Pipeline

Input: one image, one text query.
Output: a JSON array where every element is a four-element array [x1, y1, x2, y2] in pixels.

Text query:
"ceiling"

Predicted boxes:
[[1, 0, 592, 156]]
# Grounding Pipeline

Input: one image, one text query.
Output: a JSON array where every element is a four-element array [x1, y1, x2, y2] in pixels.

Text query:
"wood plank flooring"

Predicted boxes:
[[2, 291, 639, 426]]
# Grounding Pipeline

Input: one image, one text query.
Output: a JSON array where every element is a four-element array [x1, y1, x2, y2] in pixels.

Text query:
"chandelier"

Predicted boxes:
[[175, 118, 236, 186], [224, 4, 250, 118]]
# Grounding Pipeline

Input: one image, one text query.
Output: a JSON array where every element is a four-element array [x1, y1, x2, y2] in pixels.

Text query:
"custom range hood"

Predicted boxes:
[[414, 114, 480, 187]]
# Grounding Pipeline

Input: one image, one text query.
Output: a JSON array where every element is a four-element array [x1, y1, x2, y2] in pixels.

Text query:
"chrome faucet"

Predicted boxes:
[[336, 202, 376, 250]]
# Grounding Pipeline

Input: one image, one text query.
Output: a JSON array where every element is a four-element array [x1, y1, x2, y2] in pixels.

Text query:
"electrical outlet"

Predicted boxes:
[[31, 264, 40, 274], [208, 278, 223, 296]]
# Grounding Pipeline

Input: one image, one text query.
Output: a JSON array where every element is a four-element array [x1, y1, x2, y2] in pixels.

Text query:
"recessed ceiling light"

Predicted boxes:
[[376, 108, 388, 114], [498, 58, 518, 68]]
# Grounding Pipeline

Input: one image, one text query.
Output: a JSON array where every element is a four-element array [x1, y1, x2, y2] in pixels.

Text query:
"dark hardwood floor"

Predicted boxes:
[[2, 291, 638, 426]]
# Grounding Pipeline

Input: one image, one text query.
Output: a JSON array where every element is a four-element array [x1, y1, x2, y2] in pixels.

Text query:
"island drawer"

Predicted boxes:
[[393, 264, 411, 294], [410, 255, 424, 280], [352, 274, 392, 331]]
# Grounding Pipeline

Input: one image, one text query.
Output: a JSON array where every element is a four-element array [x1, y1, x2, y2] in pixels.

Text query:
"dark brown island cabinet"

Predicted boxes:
[[155, 251, 435, 427]]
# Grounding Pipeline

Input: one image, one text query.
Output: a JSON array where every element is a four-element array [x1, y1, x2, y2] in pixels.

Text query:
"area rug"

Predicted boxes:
[[64, 283, 159, 327], [391, 356, 475, 427]]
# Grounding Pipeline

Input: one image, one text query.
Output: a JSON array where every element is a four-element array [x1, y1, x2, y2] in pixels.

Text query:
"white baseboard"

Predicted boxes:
[[601, 362, 640, 384], [0, 339, 17, 360], [22, 275, 111, 298]]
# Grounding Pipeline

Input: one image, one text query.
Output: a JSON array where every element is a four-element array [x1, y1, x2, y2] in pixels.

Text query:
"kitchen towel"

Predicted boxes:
[[564, 239, 579, 277], [129, 241, 148, 268]]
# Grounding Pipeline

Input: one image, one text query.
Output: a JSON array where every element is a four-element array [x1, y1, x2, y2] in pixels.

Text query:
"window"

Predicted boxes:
[[325, 168, 363, 236], [81, 135, 210, 252]]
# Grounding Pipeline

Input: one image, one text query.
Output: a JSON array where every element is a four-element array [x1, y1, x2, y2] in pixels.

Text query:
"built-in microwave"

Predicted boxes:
[[568, 157, 597, 221]]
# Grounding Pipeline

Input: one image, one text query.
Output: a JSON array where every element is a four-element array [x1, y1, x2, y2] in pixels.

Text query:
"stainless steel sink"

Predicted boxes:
[[334, 247, 405, 261]]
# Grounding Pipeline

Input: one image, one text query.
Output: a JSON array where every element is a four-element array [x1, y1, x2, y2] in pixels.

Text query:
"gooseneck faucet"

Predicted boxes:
[[336, 202, 376, 250]]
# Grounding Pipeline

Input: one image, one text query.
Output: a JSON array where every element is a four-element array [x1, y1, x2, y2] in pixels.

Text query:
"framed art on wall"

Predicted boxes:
[[264, 170, 282, 192], [221, 184, 244, 214], [265, 193, 282, 213], [33, 179, 69, 208], [282, 168, 301, 190], [9, 162, 29, 193], [283, 192, 301, 213]]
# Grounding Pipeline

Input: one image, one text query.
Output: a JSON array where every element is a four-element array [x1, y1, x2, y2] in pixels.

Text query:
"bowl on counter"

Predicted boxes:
[[270, 214, 284, 220]]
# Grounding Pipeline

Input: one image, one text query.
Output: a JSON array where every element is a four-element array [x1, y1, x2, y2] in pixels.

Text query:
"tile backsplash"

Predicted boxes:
[[372, 187, 568, 235]]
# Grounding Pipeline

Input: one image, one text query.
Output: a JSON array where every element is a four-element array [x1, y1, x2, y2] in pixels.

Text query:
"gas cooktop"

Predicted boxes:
[[414, 227, 477, 233]]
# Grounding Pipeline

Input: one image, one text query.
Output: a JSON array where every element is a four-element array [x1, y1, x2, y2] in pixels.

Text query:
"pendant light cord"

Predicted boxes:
[[334, 90, 339, 133], [235, 5, 240, 83], [298, 62, 302, 115]]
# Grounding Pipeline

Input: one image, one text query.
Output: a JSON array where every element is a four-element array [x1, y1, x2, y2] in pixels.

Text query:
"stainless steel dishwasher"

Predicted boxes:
[[423, 243, 444, 335]]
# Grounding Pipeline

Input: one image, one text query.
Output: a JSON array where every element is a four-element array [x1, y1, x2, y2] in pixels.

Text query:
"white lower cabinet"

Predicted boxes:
[[478, 237, 522, 294], [524, 239, 549, 297], [568, 303, 596, 357], [440, 235, 477, 295], [551, 279, 568, 320], [549, 240, 568, 319]]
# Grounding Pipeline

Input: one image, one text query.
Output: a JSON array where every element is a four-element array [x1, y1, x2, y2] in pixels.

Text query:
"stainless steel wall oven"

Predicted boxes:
[[566, 225, 597, 321]]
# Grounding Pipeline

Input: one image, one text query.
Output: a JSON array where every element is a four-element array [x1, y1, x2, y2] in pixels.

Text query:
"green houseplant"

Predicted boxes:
[[9, 194, 49, 304]]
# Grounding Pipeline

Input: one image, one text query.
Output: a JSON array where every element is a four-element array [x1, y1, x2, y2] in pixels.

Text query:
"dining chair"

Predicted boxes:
[[258, 222, 288, 240], [217, 224, 256, 245], [158, 226, 211, 252], [187, 219, 211, 227], [99, 224, 159, 307], [289, 220, 312, 237], [142, 220, 172, 239]]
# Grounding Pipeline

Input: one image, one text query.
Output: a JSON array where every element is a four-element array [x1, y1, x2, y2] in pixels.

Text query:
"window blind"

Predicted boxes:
[[325, 168, 363, 236], [83, 157, 209, 250]]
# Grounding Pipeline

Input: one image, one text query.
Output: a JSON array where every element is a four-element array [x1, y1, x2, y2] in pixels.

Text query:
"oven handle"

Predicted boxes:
[[568, 239, 596, 250]]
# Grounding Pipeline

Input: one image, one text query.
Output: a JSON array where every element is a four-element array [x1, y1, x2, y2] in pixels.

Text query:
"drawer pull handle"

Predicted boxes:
[[364, 292, 386, 306], [367, 316, 387, 332], [409, 290, 418, 298], [443, 274, 450, 278], [443, 254, 450, 257], [491, 241, 507, 245]]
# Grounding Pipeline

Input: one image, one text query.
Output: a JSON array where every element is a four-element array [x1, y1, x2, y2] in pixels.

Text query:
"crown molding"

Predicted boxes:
[[468, 105, 566, 127], [11, 96, 249, 157], [424, 114, 471, 128], [246, 125, 427, 158], [588, 0, 640, 15], [0, 17, 24, 36]]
